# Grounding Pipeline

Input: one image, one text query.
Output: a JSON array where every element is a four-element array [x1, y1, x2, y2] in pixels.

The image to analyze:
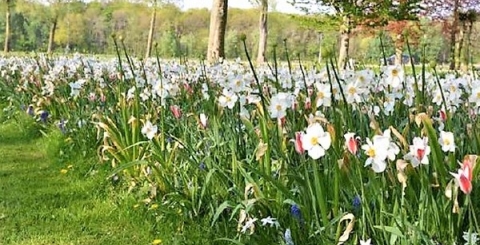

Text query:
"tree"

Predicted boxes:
[[422, 0, 480, 69], [145, 0, 157, 58], [290, 0, 422, 69], [251, 0, 268, 64], [4, 0, 13, 53], [207, 0, 228, 62]]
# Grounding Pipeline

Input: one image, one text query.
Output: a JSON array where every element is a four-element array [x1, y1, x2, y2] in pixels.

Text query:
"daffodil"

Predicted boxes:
[[301, 123, 331, 160], [141, 120, 158, 140], [218, 88, 238, 109], [362, 135, 390, 173], [439, 131, 455, 153]]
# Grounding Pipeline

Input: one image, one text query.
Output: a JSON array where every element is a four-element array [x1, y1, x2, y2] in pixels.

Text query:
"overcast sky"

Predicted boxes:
[[182, 0, 304, 14]]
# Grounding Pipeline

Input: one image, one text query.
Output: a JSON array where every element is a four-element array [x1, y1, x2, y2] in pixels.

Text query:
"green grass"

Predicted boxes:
[[0, 114, 225, 245], [0, 122, 161, 244]]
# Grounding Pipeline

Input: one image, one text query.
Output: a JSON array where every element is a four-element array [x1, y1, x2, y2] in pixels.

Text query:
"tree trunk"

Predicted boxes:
[[207, 0, 228, 62], [465, 20, 474, 67], [455, 21, 466, 69], [449, 0, 459, 70], [337, 15, 351, 70], [256, 0, 268, 64], [145, 6, 157, 59], [4, 0, 11, 54], [394, 34, 403, 66], [47, 19, 58, 54]]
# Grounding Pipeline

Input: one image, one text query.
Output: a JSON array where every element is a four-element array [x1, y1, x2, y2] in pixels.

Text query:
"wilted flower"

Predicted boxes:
[[240, 217, 257, 234]]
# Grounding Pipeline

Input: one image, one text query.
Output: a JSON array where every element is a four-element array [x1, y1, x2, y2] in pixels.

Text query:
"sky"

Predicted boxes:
[[182, 0, 304, 14]]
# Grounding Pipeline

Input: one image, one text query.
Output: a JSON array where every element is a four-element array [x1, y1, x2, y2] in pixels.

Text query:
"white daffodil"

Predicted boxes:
[[469, 87, 480, 107], [269, 93, 290, 119], [384, 65, 404, 88], [362, 135, 390, 173], [382, 129, 400, 161], [218, 88, 238, 109], [314, 82, 332, 107], [345, 82, 364, 104], [301, 123, 331, 160], [141, 120, 157, 140], [439, 131, 455, 153]]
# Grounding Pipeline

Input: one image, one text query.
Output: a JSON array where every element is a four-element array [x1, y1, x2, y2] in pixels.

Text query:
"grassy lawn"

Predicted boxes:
[[0, 119, 161, 244]]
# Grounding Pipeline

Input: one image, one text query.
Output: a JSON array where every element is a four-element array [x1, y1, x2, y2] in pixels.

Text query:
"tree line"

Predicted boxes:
[[0, 0, 479, 67]]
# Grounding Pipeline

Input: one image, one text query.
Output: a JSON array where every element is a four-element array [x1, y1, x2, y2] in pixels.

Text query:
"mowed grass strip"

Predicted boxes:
[[0, 121, 157, 245]]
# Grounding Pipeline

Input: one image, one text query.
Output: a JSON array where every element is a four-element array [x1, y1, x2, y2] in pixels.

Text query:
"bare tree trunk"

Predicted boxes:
[[455, 21, 466, 69], [465, 20, 474, 67], [256, 0, 268, 64], [4, 0, 11, 54], [394, 34, 403, 66], [145, 6, 157, 59], [47, 18, 58, 54], [449, 0, 459, 70], [337, 15, 351, 70], [207, 0, 228, 62]]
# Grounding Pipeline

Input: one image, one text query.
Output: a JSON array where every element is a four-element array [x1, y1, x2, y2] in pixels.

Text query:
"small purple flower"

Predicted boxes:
[[40, 111, 49, 123], [290, 204, 301, 220], [353, 195, 361, 210], [290, 204, 305, 227]]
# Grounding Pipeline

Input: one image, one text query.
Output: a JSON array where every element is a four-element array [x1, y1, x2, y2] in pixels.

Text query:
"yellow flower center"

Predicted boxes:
[[310, 137, 318, 146], [443, 138, 451, 146], [476, 92, 480, 99], [317, 92, 324, 99], [366, 148, 376, 157], [235, 80, 241, 87], [276, 104, 282, 111], [391, 69, 399, 77], [348, 87, 356, 95], [359, 76, 365, 83]]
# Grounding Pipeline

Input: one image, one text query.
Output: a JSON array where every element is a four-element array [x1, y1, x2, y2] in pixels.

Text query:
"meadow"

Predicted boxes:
[[0, 45, 480, 245]]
